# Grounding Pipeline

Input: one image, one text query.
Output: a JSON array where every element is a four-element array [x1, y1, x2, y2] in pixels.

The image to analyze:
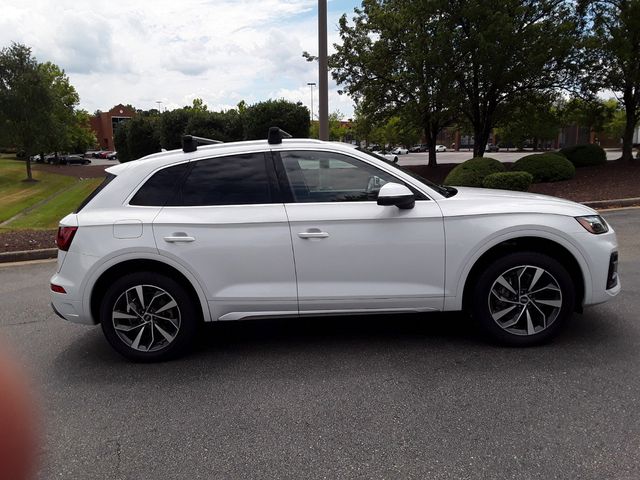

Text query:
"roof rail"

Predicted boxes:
[[268, 127, 292, 145], [182, 135, 223, 153]]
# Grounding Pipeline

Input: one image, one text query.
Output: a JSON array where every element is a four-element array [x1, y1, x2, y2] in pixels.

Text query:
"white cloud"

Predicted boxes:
[[0, 0, 358, 116]]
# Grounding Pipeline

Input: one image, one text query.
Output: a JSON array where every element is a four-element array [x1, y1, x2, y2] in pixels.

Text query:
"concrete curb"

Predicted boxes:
[[582, 197, 640, 210], [0, 248, 57, 264], [1, 196, 639, 265]]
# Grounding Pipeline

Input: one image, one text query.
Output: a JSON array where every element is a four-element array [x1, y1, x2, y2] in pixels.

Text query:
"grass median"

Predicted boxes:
[[0, 157, 102, 230]]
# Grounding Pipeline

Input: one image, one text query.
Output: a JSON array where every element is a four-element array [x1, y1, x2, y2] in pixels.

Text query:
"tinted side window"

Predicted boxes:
[[76, 173, 116, 212], [176, 153, 273, 206], [130, 163, 190, 206], [280, 151, 411, 203]]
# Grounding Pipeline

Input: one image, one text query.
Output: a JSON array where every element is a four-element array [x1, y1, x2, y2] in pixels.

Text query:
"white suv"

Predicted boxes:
[[50, 129, 620, 361]]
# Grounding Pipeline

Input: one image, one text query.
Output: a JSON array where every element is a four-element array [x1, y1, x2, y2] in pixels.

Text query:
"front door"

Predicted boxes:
[[275, 150, 445, 314]]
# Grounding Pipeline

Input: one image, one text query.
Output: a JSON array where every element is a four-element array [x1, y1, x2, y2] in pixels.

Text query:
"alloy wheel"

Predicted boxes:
[[488, 265, 563, 336], [112, 284, 181, 352]]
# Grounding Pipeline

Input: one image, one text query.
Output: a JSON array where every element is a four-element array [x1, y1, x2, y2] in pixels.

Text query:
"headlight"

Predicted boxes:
[[576, 215, 609, 234]]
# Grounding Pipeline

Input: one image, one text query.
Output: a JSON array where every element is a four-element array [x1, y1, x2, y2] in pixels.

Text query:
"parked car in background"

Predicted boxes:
[[486, 143, 500, 152], [409, 145, 422, 153], [106, 151, 118, 160], [391, 147, 409, 155], [372, 148, 399, 163], [435, 145, 447, 152]]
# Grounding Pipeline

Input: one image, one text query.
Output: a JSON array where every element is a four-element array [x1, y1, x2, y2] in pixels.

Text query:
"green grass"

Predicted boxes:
[[7, 178, 102, 229], [0, 158, 101, 230]]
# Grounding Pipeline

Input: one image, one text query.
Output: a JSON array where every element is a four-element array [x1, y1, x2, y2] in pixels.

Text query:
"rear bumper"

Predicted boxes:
[[50, 270, 97, 325]]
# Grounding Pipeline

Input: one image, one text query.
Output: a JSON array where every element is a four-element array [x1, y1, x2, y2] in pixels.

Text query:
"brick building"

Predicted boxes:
[[89, 104, 136, 151]]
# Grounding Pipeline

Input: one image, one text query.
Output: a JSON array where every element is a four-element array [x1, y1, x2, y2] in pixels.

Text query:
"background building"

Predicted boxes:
[[89, 104, 136, 151]]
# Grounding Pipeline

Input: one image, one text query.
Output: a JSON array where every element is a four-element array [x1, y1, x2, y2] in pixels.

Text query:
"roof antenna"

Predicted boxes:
[[267, 127, 292, 145]]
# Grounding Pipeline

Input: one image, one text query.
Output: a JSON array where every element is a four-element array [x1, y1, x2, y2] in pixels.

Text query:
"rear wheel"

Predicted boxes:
[[100, 272, 198, 361], [471, 252, 575, 346]]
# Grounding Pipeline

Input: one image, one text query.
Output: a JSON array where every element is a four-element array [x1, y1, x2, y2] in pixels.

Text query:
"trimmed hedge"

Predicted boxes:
[[511, 153, 575, 183], [559, 143, 606, 167], [482, 172, 533, 191], [444, 157, 505, 187]]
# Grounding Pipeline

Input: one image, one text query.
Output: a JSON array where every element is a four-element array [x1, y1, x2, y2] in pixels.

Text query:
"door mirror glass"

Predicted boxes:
[[377, 182, 415, 209]]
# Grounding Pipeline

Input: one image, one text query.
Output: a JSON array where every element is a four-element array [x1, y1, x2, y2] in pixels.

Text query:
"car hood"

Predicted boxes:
[[436, 186, 597, 218]]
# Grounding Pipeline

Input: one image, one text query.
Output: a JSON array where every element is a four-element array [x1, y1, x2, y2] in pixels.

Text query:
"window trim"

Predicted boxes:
[[272, 150, 429, 204]]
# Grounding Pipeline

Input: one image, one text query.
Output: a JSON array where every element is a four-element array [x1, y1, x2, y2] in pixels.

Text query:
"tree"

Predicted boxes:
[[39, 62, 85, 158], [498, 94, 563, 150], [331, 0, 459, 166], [442, 0, 580, 157], [159, 108, 191, 150], [67, 110, 97, 153], [603, 106, 627, 141], [562, 97, 617, 142], [244, 99, 310, 140], [310, 110, 348, 141], [185, 110, 229, 141], [113, 123, 130, 162], [114, 116, 161, 163], [0, 43, 53, 181], [584, 0, 640, 161]]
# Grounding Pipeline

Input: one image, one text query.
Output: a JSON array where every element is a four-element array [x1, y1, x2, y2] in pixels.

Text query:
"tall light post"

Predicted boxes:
[[318, 0, 328, 140], [155, 100, 163, 112], [307, 82, 316, 122]]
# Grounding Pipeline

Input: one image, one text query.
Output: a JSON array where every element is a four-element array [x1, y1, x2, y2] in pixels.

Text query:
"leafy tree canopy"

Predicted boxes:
[[582, 0, 640, 161]]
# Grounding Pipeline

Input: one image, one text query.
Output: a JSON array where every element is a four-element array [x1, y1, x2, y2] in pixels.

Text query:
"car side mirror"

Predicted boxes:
[[377, 182, 415, 209]]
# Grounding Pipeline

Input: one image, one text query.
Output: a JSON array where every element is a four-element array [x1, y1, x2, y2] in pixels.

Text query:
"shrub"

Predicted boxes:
[[482, 172, 533, 191], [559, 143, 606, 167], [511, 153, 575, 183], [244, 99, 310, 140], [443, 157, 505, 187]]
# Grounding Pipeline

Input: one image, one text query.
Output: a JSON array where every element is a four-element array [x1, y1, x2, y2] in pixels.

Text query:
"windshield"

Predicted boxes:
[[356, 147, 456, 198]]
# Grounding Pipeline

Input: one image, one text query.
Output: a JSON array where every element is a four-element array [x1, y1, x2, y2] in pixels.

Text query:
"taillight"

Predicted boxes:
[[56, 226, 78, 251]]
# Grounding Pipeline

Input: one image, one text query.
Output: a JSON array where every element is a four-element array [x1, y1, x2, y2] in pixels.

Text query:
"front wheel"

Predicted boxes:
[[471, 252, 575, 346], [100, 272, 199, 361]]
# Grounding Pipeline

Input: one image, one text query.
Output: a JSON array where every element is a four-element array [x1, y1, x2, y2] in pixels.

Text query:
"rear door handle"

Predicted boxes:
[[163, 234, 195, 243], [298, 230, 329, 239]]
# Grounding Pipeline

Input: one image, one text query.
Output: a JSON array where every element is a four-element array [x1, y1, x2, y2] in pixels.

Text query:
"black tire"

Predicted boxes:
[[470, 251, 575, 346], [100, 272, 199, 362]]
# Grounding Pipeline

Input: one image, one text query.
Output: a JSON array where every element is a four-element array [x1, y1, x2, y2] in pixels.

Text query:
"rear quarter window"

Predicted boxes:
[[130, 163, 191, 206], [76, 173, 116, 212]]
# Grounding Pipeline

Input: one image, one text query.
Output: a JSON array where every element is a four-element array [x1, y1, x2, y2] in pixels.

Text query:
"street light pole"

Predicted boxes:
[[318, 0, 328, 140], [307, 82, 316, 122]]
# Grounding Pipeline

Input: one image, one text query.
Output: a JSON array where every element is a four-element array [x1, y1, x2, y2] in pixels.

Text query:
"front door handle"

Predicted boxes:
[[298, 230, 329, 239], [163, 234, 195, 243]]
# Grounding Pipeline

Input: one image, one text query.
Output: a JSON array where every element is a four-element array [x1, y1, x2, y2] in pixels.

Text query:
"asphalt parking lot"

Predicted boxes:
[[0, 209, 638, 479]]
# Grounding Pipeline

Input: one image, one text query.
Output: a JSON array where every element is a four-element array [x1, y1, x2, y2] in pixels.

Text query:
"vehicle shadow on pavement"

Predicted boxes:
[[50, 305, 630, 385]]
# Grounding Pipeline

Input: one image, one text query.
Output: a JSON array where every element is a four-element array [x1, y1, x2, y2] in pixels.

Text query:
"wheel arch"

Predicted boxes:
[[460, 236, 586, 313], [89, 258, 210, 325]]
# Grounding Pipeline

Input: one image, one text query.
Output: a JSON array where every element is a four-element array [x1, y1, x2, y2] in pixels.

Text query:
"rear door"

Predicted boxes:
[[145, 152, 297, 321]]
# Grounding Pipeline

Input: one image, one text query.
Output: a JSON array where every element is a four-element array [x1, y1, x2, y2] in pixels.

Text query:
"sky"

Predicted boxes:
[[0, 0, 361, 118]]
